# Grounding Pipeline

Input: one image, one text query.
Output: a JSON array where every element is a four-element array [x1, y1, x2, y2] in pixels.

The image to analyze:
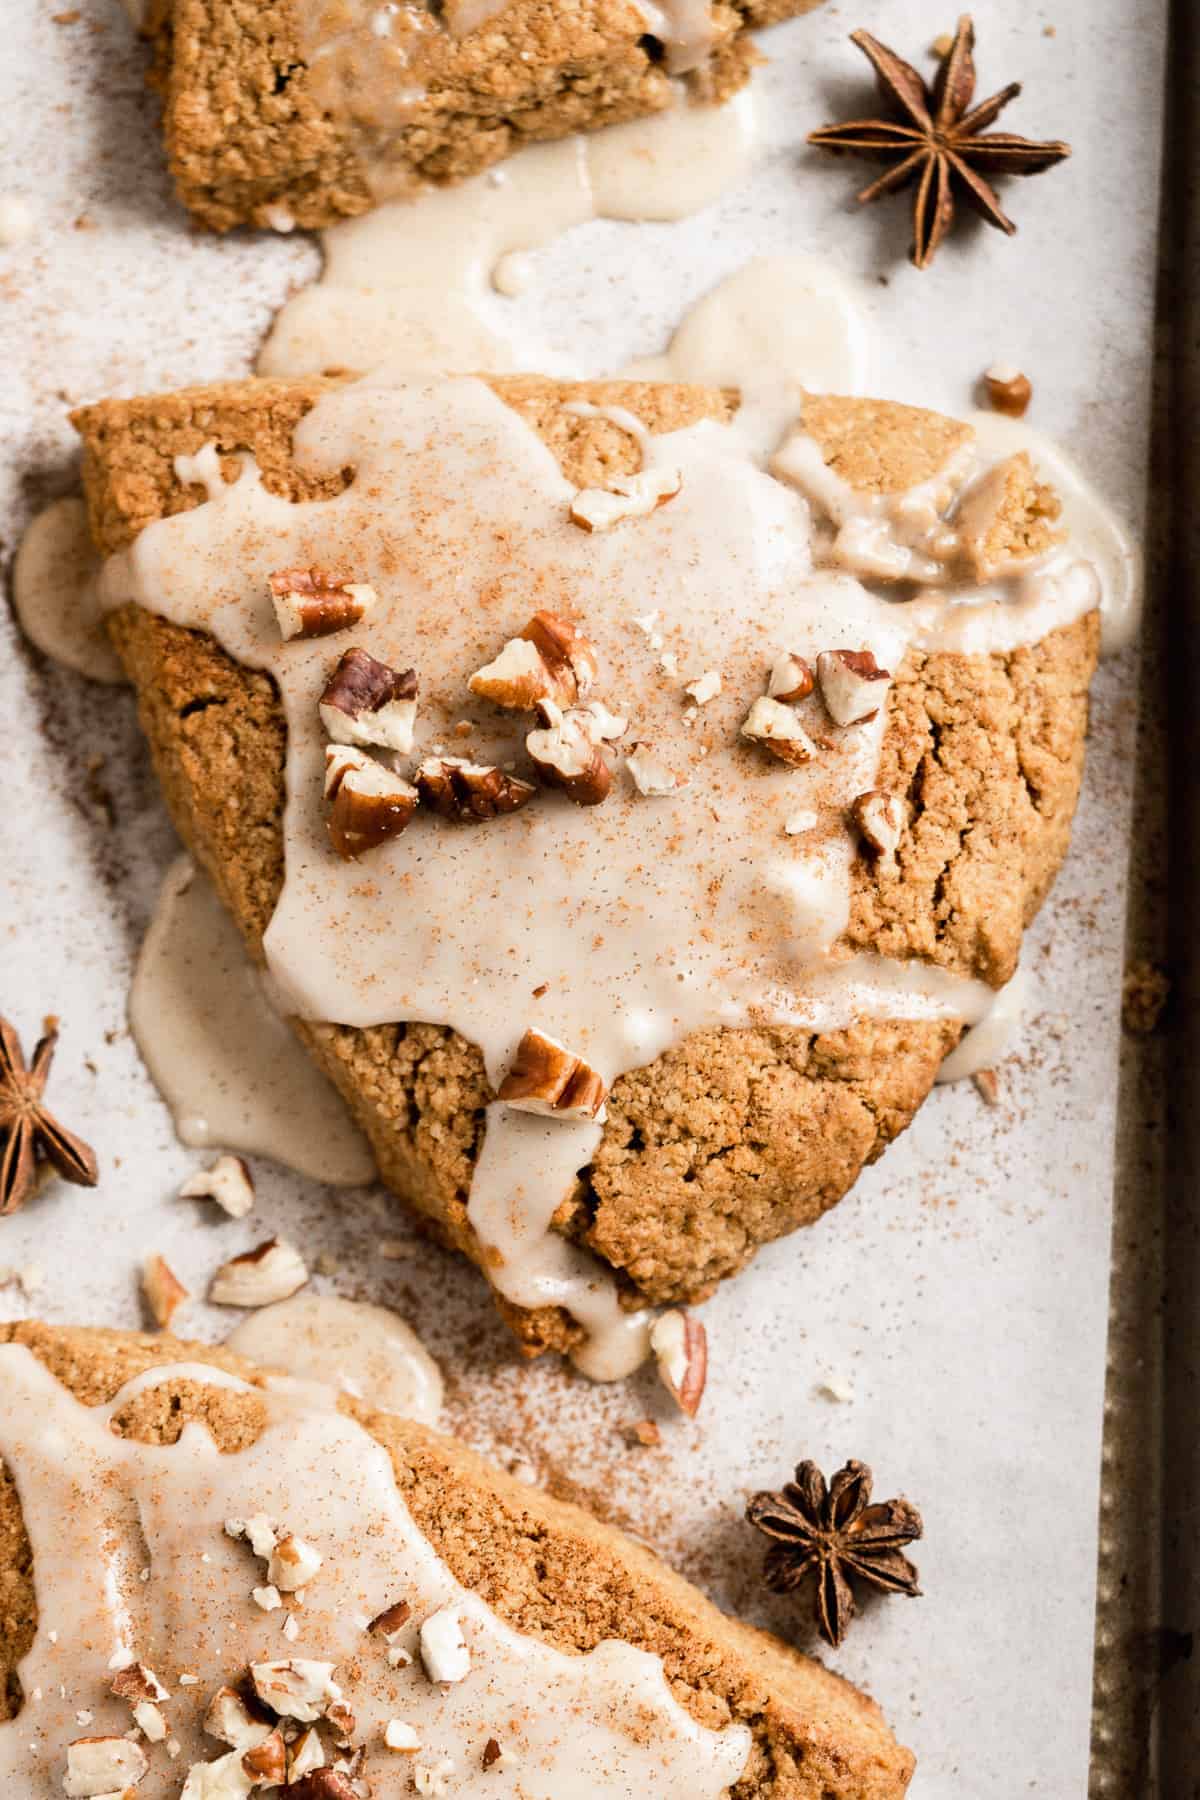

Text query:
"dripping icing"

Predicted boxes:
[[0, 1346, 750, 1794], [96, 372, 1124, 1374]]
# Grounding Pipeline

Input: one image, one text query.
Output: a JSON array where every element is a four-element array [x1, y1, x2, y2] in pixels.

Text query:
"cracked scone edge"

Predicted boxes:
[[71, 374, 1099, 1355], [0, 1320, 915, 1797], [143, 0, 825, 232]]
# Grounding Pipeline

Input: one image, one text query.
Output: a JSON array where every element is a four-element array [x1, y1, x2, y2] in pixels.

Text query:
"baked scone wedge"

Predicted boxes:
[[0, 1319, 915, 1795], [71, 372, 1101, 1369], [139, 0, 825, 231]]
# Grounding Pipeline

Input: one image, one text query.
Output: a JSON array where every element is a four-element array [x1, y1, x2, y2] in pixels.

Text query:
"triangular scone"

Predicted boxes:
[[72, 375, 1099, 1359], [141, 0, 826, 232], [0, 1320, 915, 1796]]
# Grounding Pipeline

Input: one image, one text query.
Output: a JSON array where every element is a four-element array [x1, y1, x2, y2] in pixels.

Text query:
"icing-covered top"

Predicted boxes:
[[292, 0, 723, 198], [99, 373, 1116, 1374], [0, 1344, 751, 1795]]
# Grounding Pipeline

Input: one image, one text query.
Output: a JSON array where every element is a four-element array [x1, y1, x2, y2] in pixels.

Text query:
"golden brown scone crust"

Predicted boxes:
[[0, 1321, 915, 1797], [71, 375, 1098, 1354], [149, 0, 824, 232]]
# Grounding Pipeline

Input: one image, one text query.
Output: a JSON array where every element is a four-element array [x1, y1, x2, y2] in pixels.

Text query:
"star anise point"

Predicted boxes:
[[0, 1013, 99, 1216], [809, 15, 1070, 268], [747, 1458, 923, 1648]]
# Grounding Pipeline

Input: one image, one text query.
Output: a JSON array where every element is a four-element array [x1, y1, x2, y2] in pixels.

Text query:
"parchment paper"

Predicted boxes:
[[0, 2, 1166, 1792]]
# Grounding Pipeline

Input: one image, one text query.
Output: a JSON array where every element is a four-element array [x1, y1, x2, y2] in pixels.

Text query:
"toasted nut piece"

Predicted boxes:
[[766, 653, 815, 702], [241, 1728, 287, 1785], [288, 1730, 326, 1781], [111, 1663, 170, 1705], [816, 649, 892, 727], [983, 363, 1033, 418], [319, 648, 418, 752], [324, 745, 419, 859], [180, 1747, 257, 1797], [973, 1067, 1002, 1106], [470, 610, 599, 711], [63, 1736, 149, 1796], [569, 465, 682, 532], [269, 567, 377, 641], [498, 1029, 608, 1122], [204, 1686, 273, 1752], [225, 1513, 278, 1559], [627, 1418, 662, 1448], [178, 1154, 255, 1219], [142, 1253, 189, 1330], [368, 1599, 412, 1638], [419, 1608, 471, 1683], [133, 1700, 168, 1743], [267, 1533, 323, 1592], [851, 789, 905, 858], [481, 1738, 517, 1772], [784, 809, 818, 836], [526, 709, 612, 805], [650, 1309, 707, 1417], [682, 669, 722, 707], [625, 743, 688, 797], [523, 611, 599, 698], [209, 1238, 309, 1308], [252, 1585, 282, 1612], [740, 696, 817, 766], [415, 756, 535, 822], [384, 1719, 421, 1753], [249, 1659, 342, 1724], [324, 1699, 356, 1746], [288, 1773, 358, 1800], [468, 636, 559, 710]]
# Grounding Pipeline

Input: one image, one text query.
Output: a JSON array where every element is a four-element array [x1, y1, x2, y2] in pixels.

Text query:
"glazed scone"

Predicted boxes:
[[0, 1320, 915, 1796], [140, 0, 825, 231], [71, 372, 1100, 1366]]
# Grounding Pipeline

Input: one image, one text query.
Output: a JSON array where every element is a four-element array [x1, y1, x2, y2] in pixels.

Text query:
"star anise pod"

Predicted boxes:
[[808, 15, 1071, 269], [746, 1459, 922, 1647], [0, 1014, 99, 1215]]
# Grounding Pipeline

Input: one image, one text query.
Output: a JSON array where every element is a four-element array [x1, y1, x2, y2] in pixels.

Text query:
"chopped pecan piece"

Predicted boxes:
[[625, 743, 688, 797], [650, 1310, 707, 1416], [242, 1728, 287, 1785], [526, 704, 620, 805], [983, 363, 1033, 418], [142, 1253, 189, 1330], [209, 1238, 309, 1308], [269, 567, 377, 641], [816, 649, 892, 727], [324, 745, 419, 859], [498, 1029, 608, 1122], [469, 610, 599, 710], [851, 789, 905, 858], [319, 648, 418, 753], [741, 696, 817, 766], [767, 653, 815, 702], [63, 1735, 148, 1796], [416, 756, 535, 821]]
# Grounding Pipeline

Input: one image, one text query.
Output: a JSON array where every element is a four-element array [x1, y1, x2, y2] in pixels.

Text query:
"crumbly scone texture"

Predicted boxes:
[[71, 374, 1098, 1354], [0, 1321, 915, 1798], [149, 0, 824, 231]]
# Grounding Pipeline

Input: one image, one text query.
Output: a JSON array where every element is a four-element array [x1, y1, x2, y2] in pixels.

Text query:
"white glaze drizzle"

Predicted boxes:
[[13, 496, 125, 683], [0, 1345, 749, 1795], [259, 88, 757, 375], [96, 370, 1118, 1374], [131, 856, 377, 1187], [291, 0, 726, 194], [226, 1294, 444, 1424]]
